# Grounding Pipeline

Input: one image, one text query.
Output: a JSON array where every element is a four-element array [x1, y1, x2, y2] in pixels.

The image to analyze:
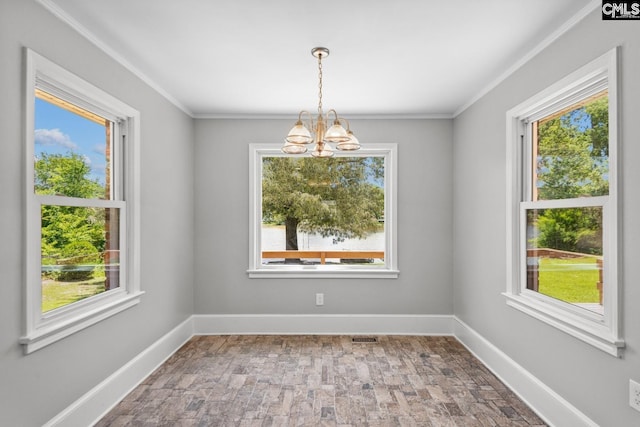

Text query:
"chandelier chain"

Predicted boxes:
[[317, 53, 323, 115]]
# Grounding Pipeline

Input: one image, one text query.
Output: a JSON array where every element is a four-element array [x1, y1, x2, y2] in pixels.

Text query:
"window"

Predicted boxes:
[[505, 48, 622, 356], [21, 49, 142, 353], [248, 143, 398, 278]]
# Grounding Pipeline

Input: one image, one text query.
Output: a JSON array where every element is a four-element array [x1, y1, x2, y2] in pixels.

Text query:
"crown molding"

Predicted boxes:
[[453, 0, 600, 117], [192, 113, 454, 120], [36, 0, 195, 117]]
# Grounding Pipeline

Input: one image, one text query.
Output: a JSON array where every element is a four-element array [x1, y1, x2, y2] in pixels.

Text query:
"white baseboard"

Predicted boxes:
[[192, 314, 454, 336], [453, 317, 598, 427], [44, 314, 597, 427], [44, 317, 194, 427]]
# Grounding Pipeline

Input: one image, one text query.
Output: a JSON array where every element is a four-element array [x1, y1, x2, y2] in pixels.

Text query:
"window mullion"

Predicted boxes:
[[36, 194, 124, 209], [113, 123, 124, 202], [518, 204, 529, 295], [521, 120, 533, 202], [522, 196, 608, 210]]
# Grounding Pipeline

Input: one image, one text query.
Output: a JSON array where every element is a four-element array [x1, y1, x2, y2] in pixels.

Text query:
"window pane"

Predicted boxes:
[[41, 206, 120, 313], [526, 207, 603, 314], [34, 90, 112, 199], [261, 156, 385, 266], [533, 91, 608, 201]]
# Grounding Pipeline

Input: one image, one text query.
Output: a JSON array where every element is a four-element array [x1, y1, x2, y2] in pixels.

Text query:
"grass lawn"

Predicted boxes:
[[537, 256, 600, 304], [42, 277, 106, 313]]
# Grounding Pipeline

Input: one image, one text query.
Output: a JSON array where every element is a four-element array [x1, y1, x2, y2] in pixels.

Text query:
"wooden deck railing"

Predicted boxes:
[[262, 250, 384, 264]]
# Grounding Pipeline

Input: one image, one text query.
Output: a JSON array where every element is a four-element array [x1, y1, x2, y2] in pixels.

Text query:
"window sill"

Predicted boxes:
[[19, 291, 144, 354], [503, 292, 624, 357], [248, 267, 400, 279]]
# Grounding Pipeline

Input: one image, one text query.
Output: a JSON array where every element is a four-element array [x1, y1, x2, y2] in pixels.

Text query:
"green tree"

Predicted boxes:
[[262, 157, 384, 260], [584, 96, 609, 159], [536, 207, 602, 254], [36, 153, 106, 267], [35, 152, 104, 198], [536, 101, 608, 200]]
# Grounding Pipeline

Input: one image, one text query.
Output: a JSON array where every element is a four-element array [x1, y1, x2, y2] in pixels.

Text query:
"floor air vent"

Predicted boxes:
[[352, 337, 378, 343]]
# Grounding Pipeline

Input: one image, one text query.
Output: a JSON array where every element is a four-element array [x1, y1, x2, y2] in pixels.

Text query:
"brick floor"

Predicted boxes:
[[95, 335, 547, 426]]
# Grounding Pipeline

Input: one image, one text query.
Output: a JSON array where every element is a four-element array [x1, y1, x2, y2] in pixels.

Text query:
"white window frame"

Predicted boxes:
[[248, 143, 398, 278], [20, 49, 142, 354], [505, 48, 623, 357]]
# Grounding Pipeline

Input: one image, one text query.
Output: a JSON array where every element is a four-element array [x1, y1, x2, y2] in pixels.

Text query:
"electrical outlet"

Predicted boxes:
[[315, 293, 324, 306], [630, 379, 640, 412]]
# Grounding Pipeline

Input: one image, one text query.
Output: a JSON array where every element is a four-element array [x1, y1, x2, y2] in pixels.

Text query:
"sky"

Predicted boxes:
[[34, 98, 108, 186]]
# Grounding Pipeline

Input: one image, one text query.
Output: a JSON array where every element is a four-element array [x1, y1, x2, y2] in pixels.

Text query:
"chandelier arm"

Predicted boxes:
[[298, 110, 315, 131], [298, 110, 313, 122], [337, 116, 350, 131], [327, 109, 340, 123]]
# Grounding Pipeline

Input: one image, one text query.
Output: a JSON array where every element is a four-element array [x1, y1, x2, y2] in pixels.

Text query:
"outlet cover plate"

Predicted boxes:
[[630, 379, 640, 412]]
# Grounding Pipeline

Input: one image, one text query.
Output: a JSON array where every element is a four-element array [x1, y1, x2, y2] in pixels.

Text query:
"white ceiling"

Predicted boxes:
[[42, 0, 597, 118]]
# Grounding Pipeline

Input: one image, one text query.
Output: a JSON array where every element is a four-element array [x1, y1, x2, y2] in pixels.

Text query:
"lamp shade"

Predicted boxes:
[[324, 122, 350, 143], [336, 131, 361, 151], [285, 121, 312, 144], [310, 142, 334, 158], [281, 140, 308, 154]]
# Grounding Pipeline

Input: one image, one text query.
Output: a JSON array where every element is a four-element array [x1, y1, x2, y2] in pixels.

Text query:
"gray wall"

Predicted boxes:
[[453, 10, 640, 427], [0, 1, 195, 425], [194, 119, 453, 315]]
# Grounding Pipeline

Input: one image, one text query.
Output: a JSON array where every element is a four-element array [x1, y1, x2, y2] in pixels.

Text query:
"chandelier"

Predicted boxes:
[[282, 47, 360, 157]]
